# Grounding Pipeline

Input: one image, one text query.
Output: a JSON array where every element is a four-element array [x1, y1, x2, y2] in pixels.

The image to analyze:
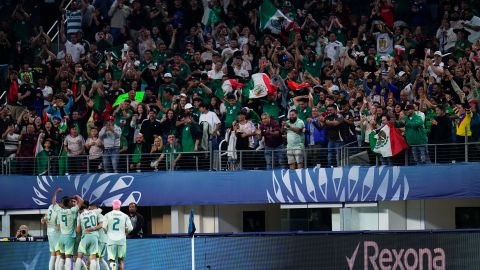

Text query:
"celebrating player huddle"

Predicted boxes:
[[42, 188, 133, 270]]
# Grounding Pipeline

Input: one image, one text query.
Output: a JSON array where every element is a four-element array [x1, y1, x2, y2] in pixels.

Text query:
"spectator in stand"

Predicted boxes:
[[108, 0, 131, 43], [398, 105, 429, 164], [85, 126, 103, 172], [99, 116, 122, 173], [154, 134, 181, 170], [64, 126, 85, 174], [284, 109, 305, 169], [257, 113, 285, 169], [324, 104, 344, 167], [140, 108, 162, 147], [0, 0, 479, 174], [306, 107, 328, 167], [199, 103, 221, 151]]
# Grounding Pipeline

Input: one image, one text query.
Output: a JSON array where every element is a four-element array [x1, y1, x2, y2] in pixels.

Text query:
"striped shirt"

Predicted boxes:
[[66, 10, 82, 34]]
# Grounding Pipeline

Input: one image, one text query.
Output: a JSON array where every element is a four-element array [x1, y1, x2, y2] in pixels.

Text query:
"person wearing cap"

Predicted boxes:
[[99, 116, 122, 173], [397, 104, 428, 164], [158, 72, 179, 96], [426, 51, 445, 83], [103, 200, 133, 270], [297, 46, 322, 78], [188, 73, 213, 104]]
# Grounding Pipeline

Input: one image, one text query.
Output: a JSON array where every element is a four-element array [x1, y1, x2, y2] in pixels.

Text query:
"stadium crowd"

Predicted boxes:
[[0, 0, 479, 174]]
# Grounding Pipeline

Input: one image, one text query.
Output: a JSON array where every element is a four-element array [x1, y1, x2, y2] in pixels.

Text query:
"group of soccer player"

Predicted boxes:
[[42, 188, 133, 270]]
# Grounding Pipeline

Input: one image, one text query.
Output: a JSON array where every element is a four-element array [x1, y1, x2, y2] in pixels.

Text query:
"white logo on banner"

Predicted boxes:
[[266, 166, 410, 203], [32, 174, 142, 206]]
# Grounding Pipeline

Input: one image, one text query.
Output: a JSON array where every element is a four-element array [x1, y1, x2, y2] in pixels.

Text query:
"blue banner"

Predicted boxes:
[[2, 231, 480, 269], [1, 164, 480, 209]]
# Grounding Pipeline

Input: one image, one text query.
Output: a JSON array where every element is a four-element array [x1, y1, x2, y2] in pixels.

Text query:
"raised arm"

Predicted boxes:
[[51, 187, 63, 206]]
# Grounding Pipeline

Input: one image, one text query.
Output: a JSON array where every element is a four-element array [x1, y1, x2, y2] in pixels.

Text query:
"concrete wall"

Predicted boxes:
[[424, 199, 480, 229]]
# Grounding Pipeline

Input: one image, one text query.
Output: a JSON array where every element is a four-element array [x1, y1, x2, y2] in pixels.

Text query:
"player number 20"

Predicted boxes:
[[83, 216, 97, 229]]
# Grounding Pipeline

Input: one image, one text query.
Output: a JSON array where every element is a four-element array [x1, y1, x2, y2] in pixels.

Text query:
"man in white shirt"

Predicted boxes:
[[436, 19, 457, 53], [324, 32, 344, 64], [60, 23, 85, 63], [37, 76, 53, 107], [199, 103, 221, 150], [428, 51, 445, 83]]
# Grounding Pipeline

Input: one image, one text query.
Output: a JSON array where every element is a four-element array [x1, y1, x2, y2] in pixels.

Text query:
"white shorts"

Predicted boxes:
[[287, 149, 303, 164]]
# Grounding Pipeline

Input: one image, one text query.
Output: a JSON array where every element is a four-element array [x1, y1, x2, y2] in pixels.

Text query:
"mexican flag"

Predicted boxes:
[[259, 0, 293, 34], [221, 79, 244, 95], [369, 123, 409, 157], [34, 133, 48, 175], [242, 73, 277, 99]]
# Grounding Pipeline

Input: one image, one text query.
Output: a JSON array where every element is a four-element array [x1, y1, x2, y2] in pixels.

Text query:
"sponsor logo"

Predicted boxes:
[[346, 241, 445, 270]]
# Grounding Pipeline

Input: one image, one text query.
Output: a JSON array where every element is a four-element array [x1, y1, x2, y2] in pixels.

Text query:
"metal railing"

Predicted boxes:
[[1, 151, 212, 176], [46, 0, 74, 53], [1, 142, 480, 175]]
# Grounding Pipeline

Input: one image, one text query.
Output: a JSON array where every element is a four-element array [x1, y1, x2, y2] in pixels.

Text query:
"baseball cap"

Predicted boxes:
[[107, 116, 114, 121], [112, 199, 122, 210], [398, 71, 406, 77], [164, 72, 173, 78], [184, 103, 193, 109], [433, 51, 442, 57]]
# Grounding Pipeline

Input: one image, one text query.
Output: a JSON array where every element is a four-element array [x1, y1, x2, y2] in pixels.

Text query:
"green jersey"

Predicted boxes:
[[103, 210, 133, 245], [57, 206, 79, 237], [181, 125, 195, 152], [46, 204, 61, 235], [297, 106, 312, 122], [261, 100, 279, 120], [225, 102, 241, 128], [77, 210, 103, 237]]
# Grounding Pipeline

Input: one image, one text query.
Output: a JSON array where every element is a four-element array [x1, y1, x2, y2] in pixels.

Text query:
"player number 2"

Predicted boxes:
[[112, 218, 120, 231]]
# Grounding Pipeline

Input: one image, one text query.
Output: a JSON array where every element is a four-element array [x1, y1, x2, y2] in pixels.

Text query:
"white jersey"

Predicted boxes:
[[77, 210, 103, 237], [103, 210, 133, 245], [97, 213, 108, 243], [57, 206, 79, 237], [46, 204, 61, 235]]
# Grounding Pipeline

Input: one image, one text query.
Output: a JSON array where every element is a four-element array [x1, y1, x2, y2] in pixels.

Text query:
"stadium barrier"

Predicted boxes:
[[1, 230, 480, 269], [1, 142, 479, 175]]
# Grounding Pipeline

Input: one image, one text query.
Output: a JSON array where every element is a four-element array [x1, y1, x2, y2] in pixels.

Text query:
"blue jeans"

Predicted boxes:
[[328, 141, 343, 167], [103, 148, 119, 173], [264, 145, 286, 169], [411, 145, 429, 165]]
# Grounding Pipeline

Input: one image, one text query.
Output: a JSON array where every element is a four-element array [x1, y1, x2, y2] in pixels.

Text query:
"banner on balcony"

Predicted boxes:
[[1, 164, 480, 209]]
